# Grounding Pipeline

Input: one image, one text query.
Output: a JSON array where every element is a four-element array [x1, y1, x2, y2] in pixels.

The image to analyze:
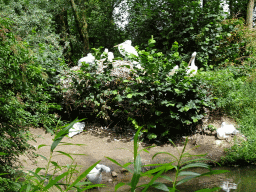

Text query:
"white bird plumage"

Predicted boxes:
[[114, 40, 138, 57], [168, 65, 179, 76], [78, 53, 95, 66], [114, 40, 141, 69], [168, 51, 197, 76], [86, 164, 111, 184], [217, 122, 239, 140], [187, 51, 197, 76], [220, 181, 237, 192], [68, 122, 85, 138], [101, 48, 114, 62]]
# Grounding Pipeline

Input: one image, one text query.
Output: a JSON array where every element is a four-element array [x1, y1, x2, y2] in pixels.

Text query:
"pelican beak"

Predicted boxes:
[[188, 57, 193, 66], [114, 44, 120, 47]]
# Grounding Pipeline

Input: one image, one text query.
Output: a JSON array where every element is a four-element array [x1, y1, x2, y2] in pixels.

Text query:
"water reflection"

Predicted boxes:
[[87, 165, 256, 191], [221, 181, 237, 192]]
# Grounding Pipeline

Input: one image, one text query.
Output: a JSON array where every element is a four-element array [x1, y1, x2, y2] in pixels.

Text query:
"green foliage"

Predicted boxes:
[[8, 119, 106, 191], [199, 65, 256, 165], [107, 118, 228, 192], [0, 119, 228, 192], [196, 17, 251, 68], [125, 0, 226, 61], [0, 16, 61, 175], [61, 38, 215, 141], [0, 176, 19, 192]]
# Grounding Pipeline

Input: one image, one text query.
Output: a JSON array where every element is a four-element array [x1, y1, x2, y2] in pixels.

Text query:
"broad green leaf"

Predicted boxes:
[[0, 173, 8, 176], [38, 144, 47, 149], [176, 175, 198, 186], [115, 182, 126, 191], [178, 171, 201, 177], [51, 119, 79, 152], [35, 167, 45, 174], [141, 169, 166, 192], [180, 163, 210, 171], [56, 151, 74, 160], [130, 154, 142, 190]]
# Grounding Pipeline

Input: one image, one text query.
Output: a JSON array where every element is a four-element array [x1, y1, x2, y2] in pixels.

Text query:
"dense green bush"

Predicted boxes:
[[199, 65, 256, 164], [196, 18, 255, 68], [61, 38, 215, 141], [0, 16, 60, 175]]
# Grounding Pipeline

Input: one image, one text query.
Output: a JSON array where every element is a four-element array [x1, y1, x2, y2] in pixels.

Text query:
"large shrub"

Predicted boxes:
[[196, 17, 256, 68], [0, 16, 59, 175], [60, 38, 215, 141]]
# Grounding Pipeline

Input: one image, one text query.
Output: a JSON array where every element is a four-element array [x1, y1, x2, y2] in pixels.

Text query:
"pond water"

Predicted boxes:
[[90, 165, 256, 191]]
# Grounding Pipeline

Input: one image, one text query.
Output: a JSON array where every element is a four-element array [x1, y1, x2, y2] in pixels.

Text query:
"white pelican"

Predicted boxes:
[[220, 181, 237, 192], [186, 51, 197, 76], [87, 164, 111, 184], [101, 48, 114, 62], [78, 53, 95, 66], [217, 122, 239, 140], [114, 40, 138, 58], [68, 122, 85, 138], [168, 65, 179, 76]]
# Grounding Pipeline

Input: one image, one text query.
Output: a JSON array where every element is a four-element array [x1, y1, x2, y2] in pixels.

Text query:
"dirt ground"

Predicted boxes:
[[17, 108, 247, 190]]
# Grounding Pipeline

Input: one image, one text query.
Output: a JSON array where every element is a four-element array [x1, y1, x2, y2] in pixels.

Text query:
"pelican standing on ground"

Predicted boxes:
[[86, 164, 111, 184], [186, 51, 197, 76]]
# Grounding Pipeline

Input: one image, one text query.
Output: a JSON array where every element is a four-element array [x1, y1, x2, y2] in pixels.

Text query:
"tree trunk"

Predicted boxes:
[[246, 0, 254, 29], [202, 0, 207, 8], [229, 0, 233, 17], [70, 0, 89, 53]]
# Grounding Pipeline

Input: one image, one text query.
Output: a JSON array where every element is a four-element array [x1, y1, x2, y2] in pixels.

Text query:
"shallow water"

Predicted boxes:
[[89, 165, 256, 192]]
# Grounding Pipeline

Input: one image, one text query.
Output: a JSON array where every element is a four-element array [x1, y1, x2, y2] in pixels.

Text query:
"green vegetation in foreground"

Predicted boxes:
[[0, 119, 228, 191], [198, 65, 256, 164]]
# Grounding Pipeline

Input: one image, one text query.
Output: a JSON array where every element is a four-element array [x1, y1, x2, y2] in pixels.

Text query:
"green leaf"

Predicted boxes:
[[50, 161, 60, 168], [55, 151, 73, 160], [66, 160, 101, 190], [38, 154, 47, 161], [51, 119, 79, 152], [44, 171, 69, 190], [130, 154, 142, 190], [180, 163, 210, 171], [176, 175, 198, 186], [35, 167, 45, 174], [38, 144, 47, 149], [0, 173, 9, 176], [115, 182, 126, 191], [178, 171, 201, 177]]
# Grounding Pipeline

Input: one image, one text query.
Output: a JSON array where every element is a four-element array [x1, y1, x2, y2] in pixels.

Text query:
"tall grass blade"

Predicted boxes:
[[44, 171, 69, 190], [66, 160, 101, 190]]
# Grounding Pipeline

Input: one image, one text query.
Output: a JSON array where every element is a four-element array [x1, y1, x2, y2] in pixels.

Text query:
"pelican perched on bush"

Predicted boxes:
[[101, 48, 114, 62], [186, 52, 197, 76], [78, 53, 95, 66], [114, 40, 138, 58]]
